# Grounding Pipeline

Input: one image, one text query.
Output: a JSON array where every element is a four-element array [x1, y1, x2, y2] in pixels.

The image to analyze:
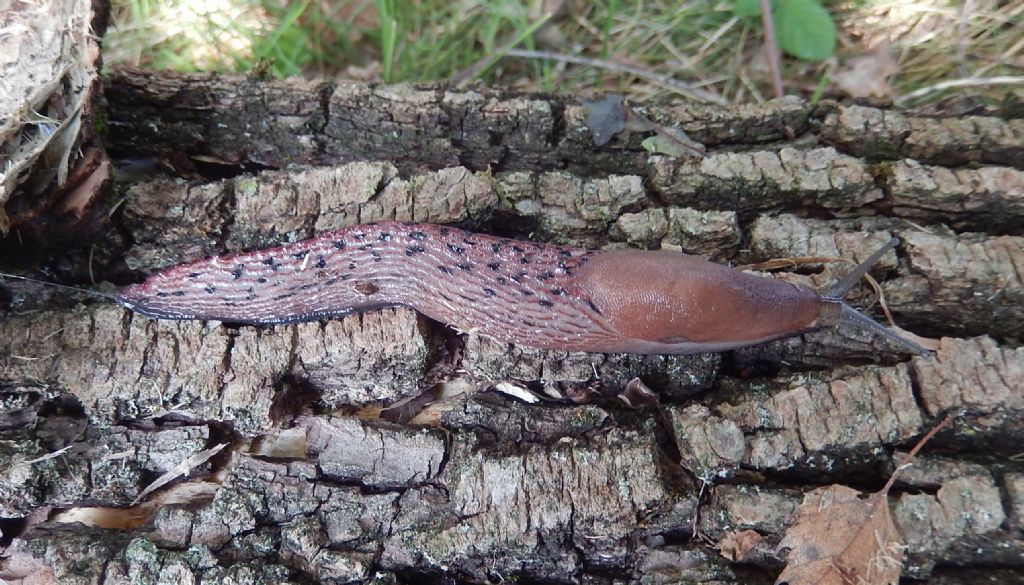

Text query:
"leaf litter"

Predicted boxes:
[[774, 416, 952, 585]]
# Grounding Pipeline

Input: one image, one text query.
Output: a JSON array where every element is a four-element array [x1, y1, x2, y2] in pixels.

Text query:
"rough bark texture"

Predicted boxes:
[[1, 71, 1022, 584]]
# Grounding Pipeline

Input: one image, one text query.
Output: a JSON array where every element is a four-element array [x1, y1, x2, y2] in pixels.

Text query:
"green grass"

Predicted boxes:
[[104, 0, 1024, 105]]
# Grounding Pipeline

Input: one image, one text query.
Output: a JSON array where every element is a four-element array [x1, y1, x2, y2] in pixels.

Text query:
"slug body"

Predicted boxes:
[[118, 221, 912, 355]]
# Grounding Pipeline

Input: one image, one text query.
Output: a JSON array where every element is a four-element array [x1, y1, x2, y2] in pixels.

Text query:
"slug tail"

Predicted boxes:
[[820, 238, 930, 355]]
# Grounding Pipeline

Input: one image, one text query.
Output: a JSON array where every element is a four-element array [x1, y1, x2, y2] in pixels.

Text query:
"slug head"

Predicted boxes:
[[815, 238, 930, 355], [577, 250, 824, 350]]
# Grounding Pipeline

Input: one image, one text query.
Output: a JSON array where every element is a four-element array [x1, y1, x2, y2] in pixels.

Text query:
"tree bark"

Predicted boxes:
[[0, 71, 1022, 584]]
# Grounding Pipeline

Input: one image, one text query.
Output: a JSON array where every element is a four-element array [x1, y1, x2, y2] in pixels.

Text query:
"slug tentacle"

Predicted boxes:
[[818, 238, 929, 355], [111, 222, 930, 356]]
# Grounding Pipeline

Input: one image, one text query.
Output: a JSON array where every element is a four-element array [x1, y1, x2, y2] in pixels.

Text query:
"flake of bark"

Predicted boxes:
[[610, 207, 741, 261], [911, 336, 1023, 419], [0, 305, 429, 434], [462, 335, 721, 401], [887, 451, 992, 490], [494, 171, 647, 245], [883, 160, 1024, 233], [894, 475, 1008, 577], [1006, 474, 1024, 530], [885, 231, 1024, 338], [636, 547, 743, 584], [0, 415, 218, 517], [716, 364, 924, 471], [666, 405, 745, 481], [440, 393, 610, 447], [104, 69, 332, 169], [648, 147, 883, 214], [104, 70, 813, 176], [380, 427, 674, 580], [302, 416, 445, 488], [821, 104, 1024, 167]]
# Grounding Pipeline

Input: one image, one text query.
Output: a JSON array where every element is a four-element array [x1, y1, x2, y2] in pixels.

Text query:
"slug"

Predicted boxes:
[[105, 221, 925, 355]]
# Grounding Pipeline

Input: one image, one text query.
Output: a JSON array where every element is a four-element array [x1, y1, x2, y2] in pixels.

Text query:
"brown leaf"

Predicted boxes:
[[775, 485, 902, 585], [833, 41, 900, 99], [719, 529, 765, 562], [775, 417, 952, 585]]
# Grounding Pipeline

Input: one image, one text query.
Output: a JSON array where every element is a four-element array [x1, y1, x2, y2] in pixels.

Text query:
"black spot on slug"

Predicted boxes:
[[257, 277, 268, 283], [482, 287, 497, 296], [231, 265, 243, 280], [559, 250, 572, 258], [316, 256, 327, 269], [538, 299, 554, 307], [438, 265, 453, 275], [378, 232, 392, 241], [537, 271, 554, 281], [550, 287, 567, 296], [157, 292, 169, 298], [490, 243, 502, 253], [172, 291, 186, 297], [333, 240, 346, 249], [292, 250, 309, 260], [348, 262, 357, 270], [358, 244, 373, 251], [519, 257, 530, 264], [189, 272, 201, 278], [520, 289, 534, 296], [512, 245, 525, 253], [410, 231, 427, 240], [487, 262, 500, 271], [447, 244, 464, 255], [204, 285, 216, 294], [496, 276, 507, 285], [406, 245, 425, 256], [261, 257, 275, 266], [455, 262, 472, 271]]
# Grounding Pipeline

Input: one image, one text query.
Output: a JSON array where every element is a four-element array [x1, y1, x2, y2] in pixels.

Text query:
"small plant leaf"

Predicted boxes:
[[732, 0, 764, 18], [773, 0, 836, 61]]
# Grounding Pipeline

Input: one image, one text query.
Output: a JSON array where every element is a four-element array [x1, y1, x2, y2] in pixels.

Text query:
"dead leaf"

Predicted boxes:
[[617, 377, 659, 408], [719, 529, 765, 562], [582, 95, 626, 146], [775, 416, 952, 585], [775, 485, 902, 585], [833, 41, 900, 99]]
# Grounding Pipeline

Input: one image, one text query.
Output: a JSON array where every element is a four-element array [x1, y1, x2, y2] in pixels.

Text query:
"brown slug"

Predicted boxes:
[[106, 221, 925, 355]]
